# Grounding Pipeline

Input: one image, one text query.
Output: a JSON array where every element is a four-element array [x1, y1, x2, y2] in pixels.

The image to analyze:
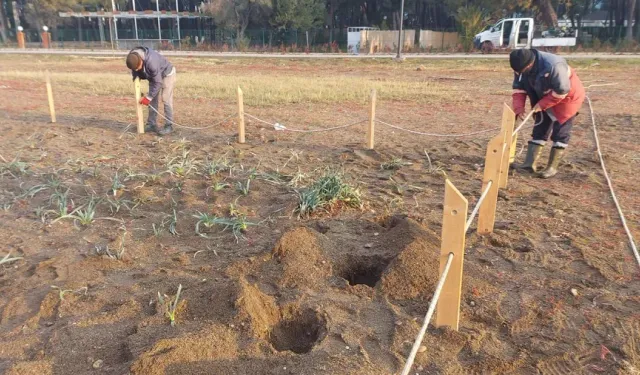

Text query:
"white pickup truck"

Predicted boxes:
[[474, 17, 577, 53]]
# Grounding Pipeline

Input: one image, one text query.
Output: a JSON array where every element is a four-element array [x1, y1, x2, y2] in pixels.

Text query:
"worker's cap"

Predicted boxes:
[[126, 52, 142, 70], [509, 49, 535, 73]]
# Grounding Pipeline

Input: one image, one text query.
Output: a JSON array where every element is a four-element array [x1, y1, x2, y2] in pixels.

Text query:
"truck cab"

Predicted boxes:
[[474, 18, 534, 52]]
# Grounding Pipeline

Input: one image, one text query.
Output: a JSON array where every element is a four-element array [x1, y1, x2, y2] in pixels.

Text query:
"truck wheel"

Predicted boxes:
[[542, 46, 559, 53], [481, 41, 494, 54]]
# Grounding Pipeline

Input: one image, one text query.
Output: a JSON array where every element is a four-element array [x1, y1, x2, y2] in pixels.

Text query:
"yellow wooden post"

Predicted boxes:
[[435, 179, 468, 331], [478, 132, 507, 234], [134, 77, 144, 134], [237, 86, 246, 144], [367, 89, 376, 149], [510, 133, 518, 164], [499, 104, 516, 189], [45, 71, 56, 123]]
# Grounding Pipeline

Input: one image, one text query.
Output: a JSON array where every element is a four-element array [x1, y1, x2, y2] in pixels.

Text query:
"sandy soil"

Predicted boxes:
[[0, 56, 639, 375]]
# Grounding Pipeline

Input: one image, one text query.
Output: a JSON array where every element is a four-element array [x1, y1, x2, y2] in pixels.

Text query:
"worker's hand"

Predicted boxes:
[[139, 96, 151, 106], [532, 104, 542, 113], [516, 112, 525, 121]]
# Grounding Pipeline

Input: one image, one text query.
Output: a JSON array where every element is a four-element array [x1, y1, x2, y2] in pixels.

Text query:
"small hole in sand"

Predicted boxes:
[[269, 309, 326, 354], [339, 256, 391, 287]]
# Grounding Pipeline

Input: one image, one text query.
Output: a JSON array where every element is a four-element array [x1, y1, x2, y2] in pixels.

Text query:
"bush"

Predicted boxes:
[[236, 36, 250, 52]]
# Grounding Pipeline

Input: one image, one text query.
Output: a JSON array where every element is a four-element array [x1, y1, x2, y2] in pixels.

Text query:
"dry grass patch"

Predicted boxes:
[[0, 69, 465, 106]]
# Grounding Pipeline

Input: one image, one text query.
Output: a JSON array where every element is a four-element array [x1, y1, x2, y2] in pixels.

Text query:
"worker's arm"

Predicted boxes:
[[537, 62, 571, 111], [512, 73, 527, 120]]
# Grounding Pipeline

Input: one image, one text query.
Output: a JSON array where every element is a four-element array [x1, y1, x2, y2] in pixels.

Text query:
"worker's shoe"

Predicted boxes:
[[514, 141, 544, 172], [145, 124, 159, 134], [158, 124, 173, 136], [538, 147, 566, 179]]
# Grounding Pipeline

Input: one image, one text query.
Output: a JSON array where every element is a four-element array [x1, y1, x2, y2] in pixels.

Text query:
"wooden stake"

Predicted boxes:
[[509, 133, 518, 164], [435, 179, 468, 331], [478, 132, 507, 234], [367, 89, 376, 149], [237, 86, 245, 144], [134, 77, 144, 134], [499, 104, 515, 189], [45, 71, 56, 123]]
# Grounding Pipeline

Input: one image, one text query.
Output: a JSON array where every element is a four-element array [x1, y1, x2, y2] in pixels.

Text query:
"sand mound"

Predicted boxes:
[[130, 324, 238, 375], [7, 360, 53, 375], [234, 279, 327, 354], [235, 280, 280, 339], [271, 227, 332, 288], [379, 219, 440, 300]]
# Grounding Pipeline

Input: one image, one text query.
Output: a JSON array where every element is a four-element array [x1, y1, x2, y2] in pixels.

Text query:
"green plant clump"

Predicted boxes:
[[296, 171, 362, 217]]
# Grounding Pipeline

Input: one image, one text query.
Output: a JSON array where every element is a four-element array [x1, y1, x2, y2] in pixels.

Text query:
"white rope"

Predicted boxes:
[[148, 105, 236, 130], [465, 180, 493, 232], [401, 252, 454, 375], [512, 109, 536, 136], [585, 83, 618, 89], [586, 96, 640, 267], [244, 113, 275, 127], [377, 119, 500, 138], [511, 83, 618, 137], [245, 113, 367, 133]]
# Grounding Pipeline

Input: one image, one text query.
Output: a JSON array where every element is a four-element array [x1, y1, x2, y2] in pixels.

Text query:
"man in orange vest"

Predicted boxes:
[[510, 49, 585, 178]]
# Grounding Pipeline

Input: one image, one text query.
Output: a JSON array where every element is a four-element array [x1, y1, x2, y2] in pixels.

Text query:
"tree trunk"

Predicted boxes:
[[0, 2, 11, 43], [326, 0, 335, 28], [627, 0, 637, 40], [577, 0, 592, 43], [608, 0, 614, 38], [618, 0, 626, 39], [536, 0, 559, 27], [634, 0, 640, 41]]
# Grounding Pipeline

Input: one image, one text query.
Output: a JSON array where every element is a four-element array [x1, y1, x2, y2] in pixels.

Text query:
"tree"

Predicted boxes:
[[534, 0, 559, 27], [22, 0, 79, 31], [566, 0, 593, 42], [627, 0, 636, 40], [271, 0, 325, 29], [0, 2, 9, 43], [455, 5, 488, 51], [204, 0, 271, 39], [633, 0, 640, 42]]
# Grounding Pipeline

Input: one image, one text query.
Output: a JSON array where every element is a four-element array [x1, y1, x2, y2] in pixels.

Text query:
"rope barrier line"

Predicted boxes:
[[244, 113, 275, 127], [512, 109, 536, 136], [245, 113, 368, 133], [586, 96, 640, 268], [585, 83, 619, 89], [401, 252, 454, 375], [377, 118, 501, 137], [465, 180, 493, 232], [148, 105, 236, 130]]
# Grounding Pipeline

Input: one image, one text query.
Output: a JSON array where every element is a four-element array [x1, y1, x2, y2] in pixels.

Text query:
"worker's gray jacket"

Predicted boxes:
[[130, 47, 174, 99], [512, 49, 571, 103]]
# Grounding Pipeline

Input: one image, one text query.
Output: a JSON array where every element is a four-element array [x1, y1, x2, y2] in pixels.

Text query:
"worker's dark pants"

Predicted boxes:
[[530, 111, 574, 148]]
